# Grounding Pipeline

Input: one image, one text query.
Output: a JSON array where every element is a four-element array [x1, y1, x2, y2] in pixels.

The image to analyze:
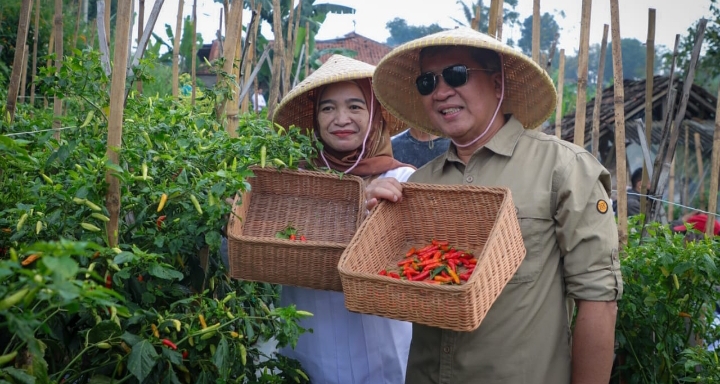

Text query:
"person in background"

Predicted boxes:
[[271, 54, 415, 384], [366, 27, 622, 384], [252, 86, 267, 113], [391, 127, 450, 169]]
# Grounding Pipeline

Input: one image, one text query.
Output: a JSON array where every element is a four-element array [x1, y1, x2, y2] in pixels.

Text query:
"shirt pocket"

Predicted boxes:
[[508, 206, 552, 284]]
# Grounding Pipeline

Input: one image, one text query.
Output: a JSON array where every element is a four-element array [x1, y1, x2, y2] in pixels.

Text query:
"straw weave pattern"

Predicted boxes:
[[227, 166, 364, 291], [338, 183, 526, 331], [373, 27, 557, 136]]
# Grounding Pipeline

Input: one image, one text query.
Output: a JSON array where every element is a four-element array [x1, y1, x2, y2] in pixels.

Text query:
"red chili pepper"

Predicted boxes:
[[379, 269, 387, 276], [397, 258, 415, 267], [440, 245, 450, 251], [411, 270, 431, 281], [419, 258, 441, 267], [300, 235, 307, 242], [156, 215, 166, 230], [417, 245, 439, 256], [447, 259, 457, 271], [137, 274, 144, 282], [161, 339, 178, 350], [405, 247, 416, 257], [416, 244, 435, 253], [440, 271, 450, 279], [467, 258, 477, 264], [444, 251, 461, 260], [422, 262, 443, 272], [404, 267, 418, 277], [388, 272, 401, 279], [434, 275, 452, 283], [289, 234, 296, 241], [459, 272, 472, 281], [105, 274, 112, 289], [182, 350, 189, 359]]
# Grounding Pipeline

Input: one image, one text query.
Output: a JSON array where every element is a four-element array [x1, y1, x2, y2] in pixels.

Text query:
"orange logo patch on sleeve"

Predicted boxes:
[[597, 200, 609, 214]]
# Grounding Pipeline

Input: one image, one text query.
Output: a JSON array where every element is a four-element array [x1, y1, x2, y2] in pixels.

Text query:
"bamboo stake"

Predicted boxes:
[[574, 0, 592, 148], [191, 0, 197, 106], [592, 24, 609, 159], [218, 1, 245, 135], [471, 3, 481, 31], [29, 0, 41, 106], [241, 3, 262, 114], [105, 0, 133, 248], [496, 0, 503, 40], [172, 0, 184, 98], [216, 10, 224, 57], [488, 0, 499, 37], [232, 4, 243, 113], [532, 0, 540, 64], [304, 20, 310, 78], [137, 0, 145, 94], [267, 0, 285, 117], [282, 0, 297, 97], [6, 0, 33, 122], [223, 0, 229, 36], [610, 0, 627, 245], [555, 49, 565, 139], [684, 126, 690, 212], [546, 33, 559, 70], [694, 132, 705, 209], [640, 9, 655, 216], [668, 157, 675, 222], [20, 45, 29, 102], [73, 0, 81, 49], [104, 0, 111, 51], [707, 85, 720, 237], [52, 0, 63, 140]]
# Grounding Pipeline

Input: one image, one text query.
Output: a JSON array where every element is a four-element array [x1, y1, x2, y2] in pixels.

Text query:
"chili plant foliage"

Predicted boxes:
[[0, 50, 319, 383], [614, 218, 720, 383]]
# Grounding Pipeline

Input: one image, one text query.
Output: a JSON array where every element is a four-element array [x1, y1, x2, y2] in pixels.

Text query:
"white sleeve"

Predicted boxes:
[[378, 166, 415, 183]]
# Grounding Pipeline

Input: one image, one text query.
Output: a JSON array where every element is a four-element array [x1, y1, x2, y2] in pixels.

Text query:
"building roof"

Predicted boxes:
[[315, 32, 392, 66]]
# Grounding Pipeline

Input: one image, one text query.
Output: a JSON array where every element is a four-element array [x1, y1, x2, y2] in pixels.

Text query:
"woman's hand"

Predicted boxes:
[[365, 177, 404, 211]]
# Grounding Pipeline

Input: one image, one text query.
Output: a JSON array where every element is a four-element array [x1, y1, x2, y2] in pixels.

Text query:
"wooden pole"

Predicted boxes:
[[6, 0, 33, 122], [488, 0, 498, 37], [555, 49, 565, 139], [267, 0, 285, 117], [191, 0, 197, 106], [610, 0, 627, 245], [532, 0, 540, 65], [241, 4, 262, 114], [52, 0, 63, 140], [707, 85, 720, 237], [668, 157, 675, 222], [172, 0, 184, 98], [592, 24, 609, 159], [96, 0, 112, 76], [694, 132, 705, 209], [574, 0, 592, 148], [282, 0, 298, 97], [105, 0, 133, 248], [124, 0, 166, 101], [546, 33, 559, 70], [44, 28, 54, 109], [495, 0, 504, 41], [219, 1, 245, 135], [104, 0, 111, 51], [304, 20, 310, 78], [684, 126, 690, 212], [137, 0, 145, 94], [640, 8, 656, 216], [471, 3, 481, 31], [29, 0, 41, 106], [20, 45, 29, 102]]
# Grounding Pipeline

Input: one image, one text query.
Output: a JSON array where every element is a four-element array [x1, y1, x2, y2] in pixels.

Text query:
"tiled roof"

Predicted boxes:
[[315, 32, 391, 66]]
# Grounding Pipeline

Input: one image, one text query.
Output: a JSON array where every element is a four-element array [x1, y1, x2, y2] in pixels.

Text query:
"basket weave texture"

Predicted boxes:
[[338, 183, 526, 331], [227, 166, 364, 291]]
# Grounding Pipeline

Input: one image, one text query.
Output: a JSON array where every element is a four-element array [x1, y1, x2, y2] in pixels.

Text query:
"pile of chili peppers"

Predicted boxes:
[[378, 239, 477, 284]]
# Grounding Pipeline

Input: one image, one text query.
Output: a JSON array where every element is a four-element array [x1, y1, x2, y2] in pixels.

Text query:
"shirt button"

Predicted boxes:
[[443, 346, 451, 354], [465, 176, 473, 183]]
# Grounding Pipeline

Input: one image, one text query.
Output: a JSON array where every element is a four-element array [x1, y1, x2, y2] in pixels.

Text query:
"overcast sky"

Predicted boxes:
[[133, 0, 713, 54]]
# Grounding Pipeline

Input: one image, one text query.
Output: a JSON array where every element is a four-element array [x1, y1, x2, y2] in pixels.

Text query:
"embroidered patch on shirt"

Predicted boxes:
[[597, 200, 609, 214]]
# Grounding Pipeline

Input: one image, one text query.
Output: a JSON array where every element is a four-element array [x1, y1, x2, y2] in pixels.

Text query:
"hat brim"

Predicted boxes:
[[272, 55, 406, 136], [372, 27, 557, 137]]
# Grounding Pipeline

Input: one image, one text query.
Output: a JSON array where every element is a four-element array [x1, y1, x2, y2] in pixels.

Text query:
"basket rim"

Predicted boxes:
[[337, 184, 517, 292], [246, 165, 366, 184], [226, 233, 349, 249]]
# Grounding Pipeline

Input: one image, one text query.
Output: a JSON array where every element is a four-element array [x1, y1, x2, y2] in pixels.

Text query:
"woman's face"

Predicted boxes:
[[316, 81, 370, 152]]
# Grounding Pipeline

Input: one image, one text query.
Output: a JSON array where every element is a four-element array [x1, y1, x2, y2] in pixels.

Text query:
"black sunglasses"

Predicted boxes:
[[415, 65, 492, 96]]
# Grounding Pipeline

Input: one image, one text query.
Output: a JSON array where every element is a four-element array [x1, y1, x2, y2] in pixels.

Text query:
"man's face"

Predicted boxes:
[[419, 48, 502, 143], [316, 81, 370, 152]]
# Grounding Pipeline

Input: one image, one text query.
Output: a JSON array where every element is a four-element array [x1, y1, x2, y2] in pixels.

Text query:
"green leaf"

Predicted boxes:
[[430, 266, 446, 279], [212, 337, 229, 377], [88, 320, 122, 344], [42, 256, 79, 280], [160, 364, 182, 384], [127, 340, 159, 382], [2, 367, 35, 384], [87, 375, 114, 384], [148, 264, 184, 281], [161, 348, 183, 366], [121, 332, 144, 347], [113, 252, 137, 265]]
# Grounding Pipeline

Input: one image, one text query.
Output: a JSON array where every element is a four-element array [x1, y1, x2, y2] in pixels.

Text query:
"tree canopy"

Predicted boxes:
[[385, 18, 444, 47]]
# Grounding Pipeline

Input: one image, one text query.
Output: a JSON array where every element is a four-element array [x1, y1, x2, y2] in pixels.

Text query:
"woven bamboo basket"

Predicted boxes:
[[337, 183, 526, 331], [227, 166, 364, 291]]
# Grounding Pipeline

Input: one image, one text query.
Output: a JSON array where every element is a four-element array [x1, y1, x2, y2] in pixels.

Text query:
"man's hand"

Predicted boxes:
[[572, 300, 618, 384], [365, 177, 404, 211]]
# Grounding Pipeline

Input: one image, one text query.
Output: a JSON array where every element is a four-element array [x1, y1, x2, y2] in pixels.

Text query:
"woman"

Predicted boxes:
[[271, 54, 415, 384]]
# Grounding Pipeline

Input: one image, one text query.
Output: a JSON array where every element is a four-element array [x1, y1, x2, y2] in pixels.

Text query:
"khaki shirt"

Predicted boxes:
[[406, 117, 623, 384]]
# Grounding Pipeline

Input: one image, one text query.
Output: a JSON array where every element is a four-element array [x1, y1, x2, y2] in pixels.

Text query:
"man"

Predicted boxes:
[[391, 127, 450, 168], [252, 87, 267, 113], [366, 28, 623, 384], [613, 167, 642, 217]]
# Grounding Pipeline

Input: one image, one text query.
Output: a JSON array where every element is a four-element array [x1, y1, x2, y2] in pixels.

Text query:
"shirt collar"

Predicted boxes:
[[431, 116, 525, 173]]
